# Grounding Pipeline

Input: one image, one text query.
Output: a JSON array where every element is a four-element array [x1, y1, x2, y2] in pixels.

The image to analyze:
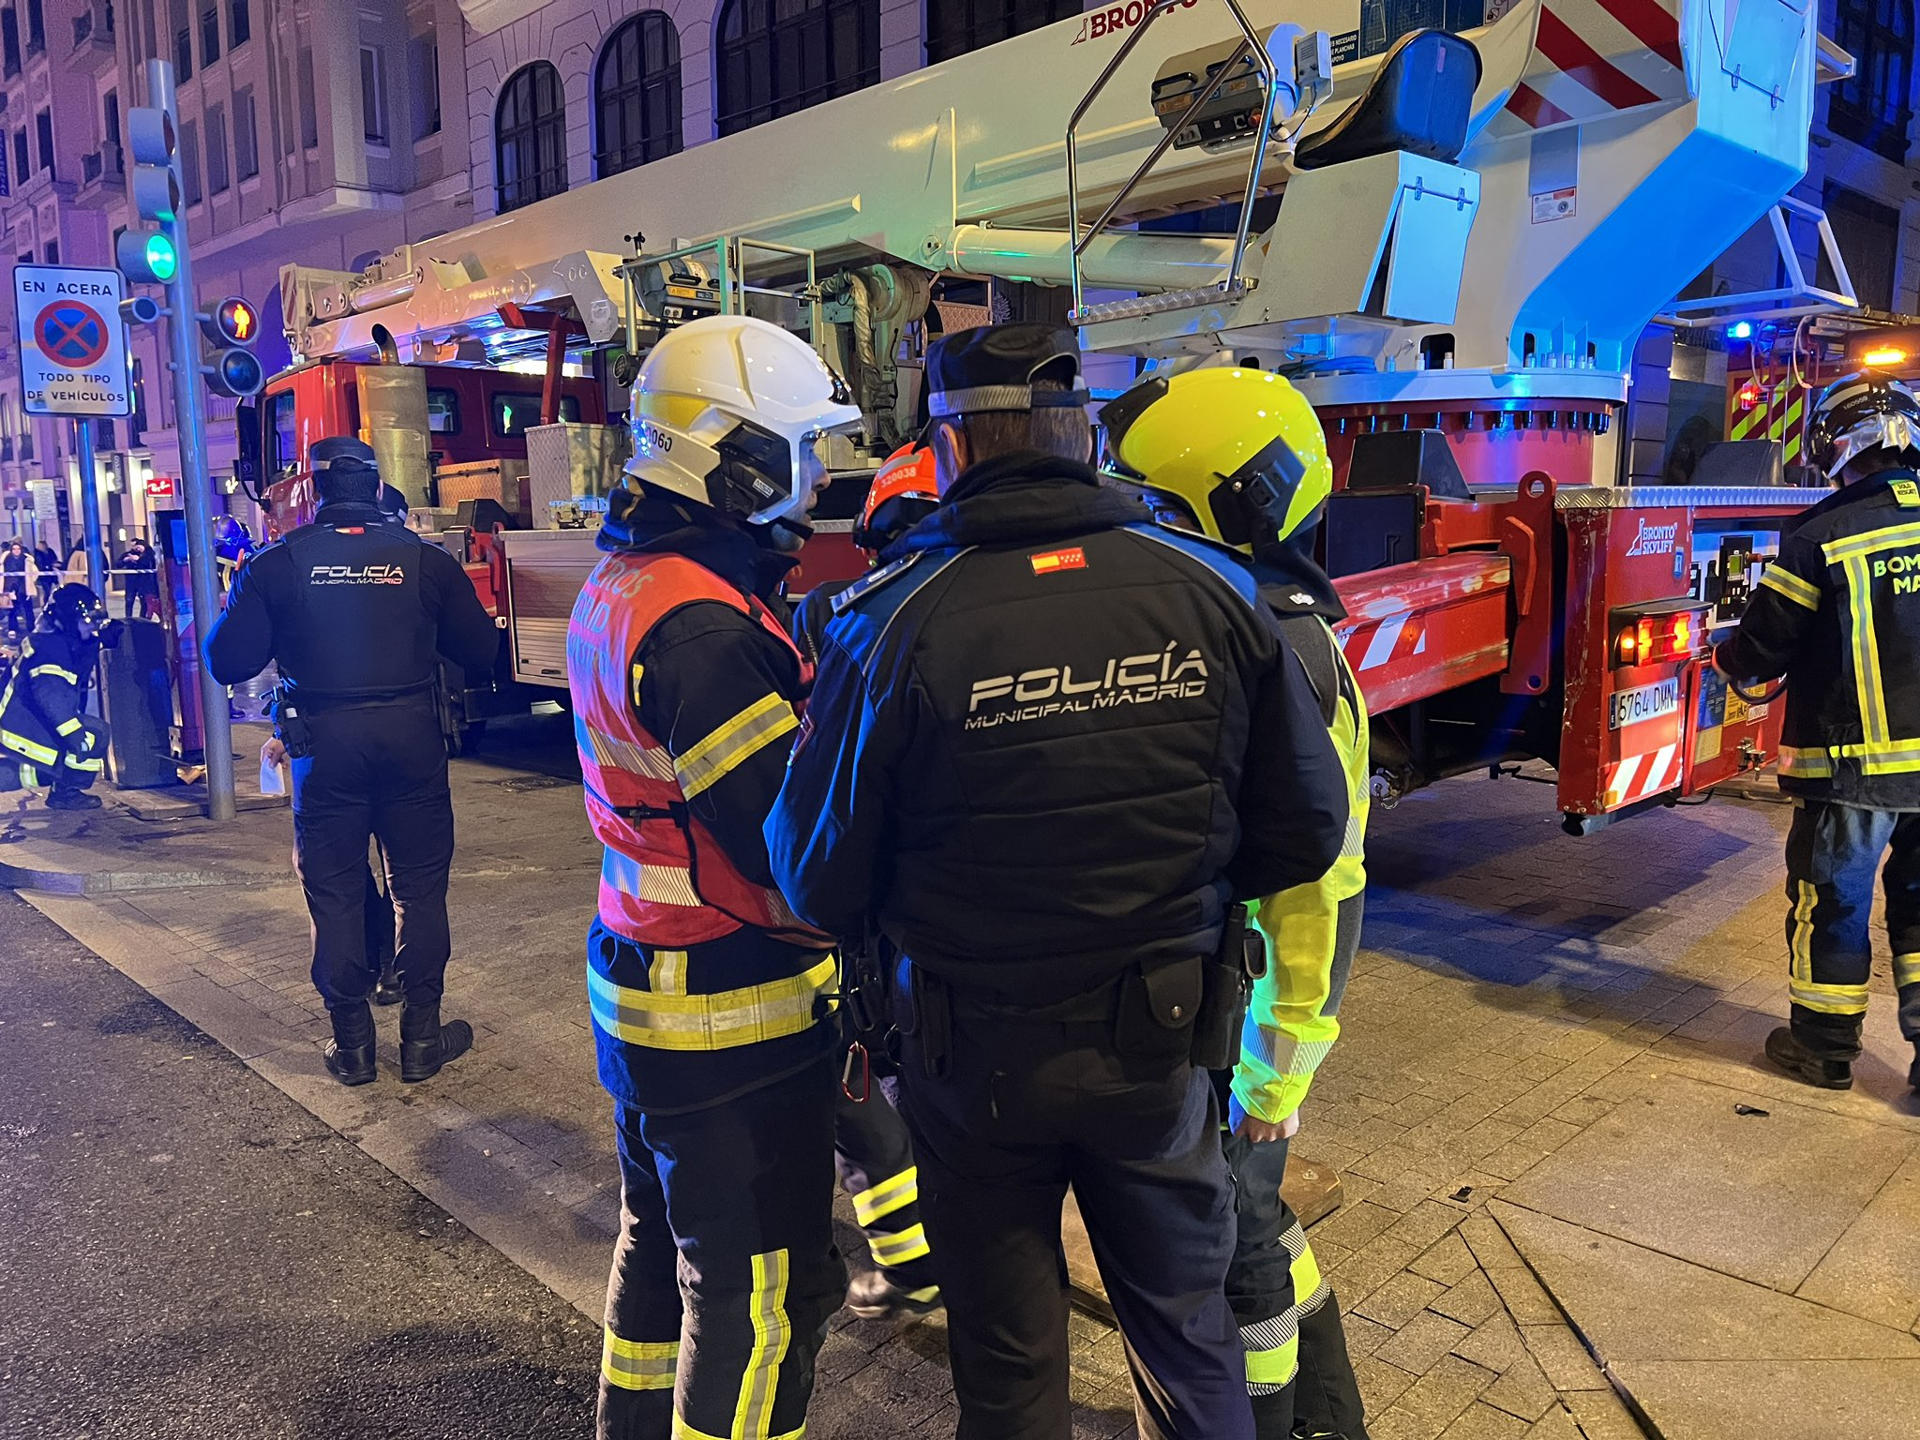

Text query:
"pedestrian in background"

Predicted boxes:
[[119, 538, 159, 620], [3, 539, 33, 632], [32, 541, 57, 607], [205, 436, 498, 1088]]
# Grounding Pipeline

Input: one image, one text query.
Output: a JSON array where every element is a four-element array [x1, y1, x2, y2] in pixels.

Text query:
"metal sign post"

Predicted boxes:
[[11, 260, 130, 595]]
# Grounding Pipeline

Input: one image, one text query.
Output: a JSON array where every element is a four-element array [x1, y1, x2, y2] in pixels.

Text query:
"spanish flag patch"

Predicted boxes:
[[1030, 547, 1087, 575]]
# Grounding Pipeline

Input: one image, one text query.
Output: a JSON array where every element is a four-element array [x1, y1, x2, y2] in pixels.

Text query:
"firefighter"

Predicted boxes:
[[1716, 372, 1920, 1095], [566, 313, 862, 1440], [0, 583, 114, 810], [204, 436, 499, 1087], [768, 323, 1348, 1440], [792, 440, 943, 1322], [1107, 366, 1371, 1440]]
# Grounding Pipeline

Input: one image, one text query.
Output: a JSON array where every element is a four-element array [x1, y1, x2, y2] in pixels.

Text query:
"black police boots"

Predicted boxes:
[[324, 1002, 378, 1087], [399, 1003, 474, 1083], [46, 788, 103, 811], [1765, 1026, 1853, 1090]]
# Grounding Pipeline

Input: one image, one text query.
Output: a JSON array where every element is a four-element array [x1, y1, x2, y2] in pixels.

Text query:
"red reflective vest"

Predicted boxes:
[[567, 550, 816, 948]]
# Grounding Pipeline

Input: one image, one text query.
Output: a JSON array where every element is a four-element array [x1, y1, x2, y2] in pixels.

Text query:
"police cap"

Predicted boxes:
[[311, 435, 379, 476], [926, 323, 1088, 418]]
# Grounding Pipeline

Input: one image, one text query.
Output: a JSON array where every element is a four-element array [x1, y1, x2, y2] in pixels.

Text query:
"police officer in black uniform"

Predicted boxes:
[[768, 324, 1348, 1440], [206, 436, 500, 1087], [1718, 372, 1920, 1095]]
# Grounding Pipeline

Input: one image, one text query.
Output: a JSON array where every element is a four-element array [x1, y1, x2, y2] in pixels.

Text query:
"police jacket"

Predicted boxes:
[[204, 500, 498, 700], [570, 492, 834, 1113], [766, 450, 1349, 1006], [1717, 468, 1920, 809], [0, 625, 103, 779], [1234, 539, 1369, 1125]]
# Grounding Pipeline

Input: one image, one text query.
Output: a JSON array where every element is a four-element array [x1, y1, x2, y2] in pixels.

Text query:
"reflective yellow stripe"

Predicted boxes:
[[54, 717, 82, 736], [1244, 1333, 1299, 1388], [1789, 881, 1816, 984], [1822, 521, 1920, 565], [63, 754, 103, 772], [19, 764, 38, 787], [1758, 565, 1821, 611], [1789, 979, 1870, 1015], [602, 1330, 678, 1391], [587, 955, 835, 1052], [0, 728, 58, 765], [675, 693, 798, 800], [1842, 555, 1893, 746], [734, 1249, 793, 1440], [26, 664, 80, 685], [648, 949, 688, 996], [1895, 954, 1920, 989], [867, 1223, 930, 1269], [1831, 738, 1920, 774], [672, 1420, 804, 1440], [851, 1166, 918, 1227], [1778, 745, 1834, 778]]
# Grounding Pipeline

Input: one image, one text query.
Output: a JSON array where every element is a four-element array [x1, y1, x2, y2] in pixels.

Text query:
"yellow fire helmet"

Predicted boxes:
[[1103, 366, 1333, 552]]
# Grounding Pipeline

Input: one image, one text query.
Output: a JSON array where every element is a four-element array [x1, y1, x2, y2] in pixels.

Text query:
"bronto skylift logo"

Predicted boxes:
[[1623, 517, 1680, 558], [1074, 0, 1198, 44]]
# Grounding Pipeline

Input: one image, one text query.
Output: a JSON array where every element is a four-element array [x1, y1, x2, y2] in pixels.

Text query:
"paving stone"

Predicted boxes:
[[1485, 1262, 1562, 1325], [1353, 1355, 1420, 1413], [1376, 1309, 1474, 1376], [1492, 1202, 1920, 1363], [1391, 1354, 1500, 1434], [1355, 1271, 1449, 1329], [1385, 1200, 1467, 1250], [1797, 1150, 1920, 1332], [1315, 1199, 1403, 1252], [1455, 1312, 1529, 1374], [1410, 1231, 1478, 1287], [1331, 1237, 1425, 1311], [1436, 1401, 1533, 1440], [1561, 1387, 1649, 1440], [1433, 1269, 1504, 1327], [1459, 1214, 1523, 1270], [1519, 1324, 1608, 1391], [1522, 1404, 1583, 1439], [1481, 1353, 1558, 1423], [1608, 1359, 1920, 1440]]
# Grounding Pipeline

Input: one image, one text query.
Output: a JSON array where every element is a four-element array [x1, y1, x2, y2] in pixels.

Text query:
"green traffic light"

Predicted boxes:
[[145, 234, 178, 283]]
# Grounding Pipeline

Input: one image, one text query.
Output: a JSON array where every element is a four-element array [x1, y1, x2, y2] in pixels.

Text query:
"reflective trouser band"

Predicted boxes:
[[867, 1223, 930, 1270], [1789, 881, 1816, 984], [1245, 1224, 1331, 1394], [1, 728, 57, 765], [851, 1166, 918, 1227], [587, 955, 835, 1052], [648, 948, 688, 995], [19, 764, 38, 787], [54, 716, 82, 737], [1896, 954, 1920, 989], [1243, 1328, 1299, 1391], [1759, 565, 1820, 611], [733, 1248, 793, 1440], [63, 752, 102, 772], [1778, 746, 1834, 779], [1789, 979, 1870, 1015], [674, 692, 798, 800], [602, 1330, 678, 1391], [673, 1419, 803, 1440]]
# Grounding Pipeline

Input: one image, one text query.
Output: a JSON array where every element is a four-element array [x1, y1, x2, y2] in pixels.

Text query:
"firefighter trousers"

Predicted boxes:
[[834, 1058, 941, 1299], [1223, 1129, 1369, 1440], [1784, 800, 1920, 1061], [598, 1053, 845, 1440], [290, 700, 453, 1014], [899, 1007, 1253, 1440]]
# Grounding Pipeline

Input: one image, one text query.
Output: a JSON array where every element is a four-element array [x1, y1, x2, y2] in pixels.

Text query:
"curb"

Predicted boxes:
[[0, 854, 232, 895]]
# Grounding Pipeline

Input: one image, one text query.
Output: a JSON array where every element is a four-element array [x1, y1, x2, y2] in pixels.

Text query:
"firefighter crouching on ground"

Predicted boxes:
[[792, 441, 945, 1322], [1107, 366, 1370, 1440], [0, 583, 116, 809], [205, 436, 500, 1087], [564, 314, 862, 1440], [1717, 372, 1920, 1096], [768, 323, 1348, 1440]]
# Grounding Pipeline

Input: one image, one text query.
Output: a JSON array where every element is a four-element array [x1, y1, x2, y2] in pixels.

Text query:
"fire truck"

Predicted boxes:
[[256, 0, 1852, 828]]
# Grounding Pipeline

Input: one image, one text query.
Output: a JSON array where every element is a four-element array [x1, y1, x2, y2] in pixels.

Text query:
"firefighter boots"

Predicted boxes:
[[400, 1002, 473, 1082], [324, 1001, 378, 1087], [845, 1268, 942, 1321], [1765, 1026, 1853, 1090], [45, 788, 102, 811]]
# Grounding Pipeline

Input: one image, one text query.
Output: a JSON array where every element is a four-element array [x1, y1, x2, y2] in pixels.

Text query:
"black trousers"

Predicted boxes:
[[1784, 800, 1920, 1061], [598, 1054, 844, 1440], [900, 1006, 1252, 1440], [1223, 1128, 1368, 1440], [290, 700, 453, 1012], [834, 1059, 940, 1296]]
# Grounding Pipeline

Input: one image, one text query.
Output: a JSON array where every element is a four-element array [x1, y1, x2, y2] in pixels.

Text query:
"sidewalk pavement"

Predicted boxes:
[[9, 715, 1920, 1439]]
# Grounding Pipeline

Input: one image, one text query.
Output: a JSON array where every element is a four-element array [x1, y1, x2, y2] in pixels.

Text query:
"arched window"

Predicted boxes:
[[496, 61, 567, 213], [926, 0, 1080, 64], [596, 12, 682, 176], [716, 0, 878, 137]]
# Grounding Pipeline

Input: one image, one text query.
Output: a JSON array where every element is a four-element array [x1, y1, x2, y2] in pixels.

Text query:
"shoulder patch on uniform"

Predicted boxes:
[[831, 551, 924, 614], [1030, 546, 1087, 575]]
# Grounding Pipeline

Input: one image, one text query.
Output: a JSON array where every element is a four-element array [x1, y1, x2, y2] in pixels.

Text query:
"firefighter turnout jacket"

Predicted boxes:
[[767, 451, 1349, 1006], [0, 627, 105, 784], [1718, 467, 1920, 809], [567, 495, 836, 1112], [1235, 542, 1370, 1126], [205, 500, 499, 698]]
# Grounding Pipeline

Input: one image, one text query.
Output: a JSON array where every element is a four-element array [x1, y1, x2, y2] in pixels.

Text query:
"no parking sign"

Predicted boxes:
[[13, 263, 131, 416]]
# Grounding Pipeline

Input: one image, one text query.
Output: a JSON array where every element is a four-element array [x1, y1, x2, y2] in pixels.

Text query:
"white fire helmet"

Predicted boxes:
[[624, 314, 865, 527]]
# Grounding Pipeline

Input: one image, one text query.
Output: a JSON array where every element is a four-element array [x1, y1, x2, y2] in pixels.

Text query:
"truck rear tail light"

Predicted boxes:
[[1613, 605, 1705, 666]]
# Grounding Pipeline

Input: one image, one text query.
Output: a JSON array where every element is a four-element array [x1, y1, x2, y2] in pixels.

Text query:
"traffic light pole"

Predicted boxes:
[[148, 57, 233, 821], [73, 418, 103, 596]]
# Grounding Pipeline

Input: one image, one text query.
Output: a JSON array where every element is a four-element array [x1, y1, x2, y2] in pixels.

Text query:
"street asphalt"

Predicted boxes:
[[0, 889, 601, 1440]]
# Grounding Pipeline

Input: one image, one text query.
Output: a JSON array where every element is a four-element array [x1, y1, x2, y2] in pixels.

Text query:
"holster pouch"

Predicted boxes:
[[911, 964, 953, 1081], [1191, 907, 1252, 1071], [268, 683, 316, 760], [1116, 954, 1204, 1061]]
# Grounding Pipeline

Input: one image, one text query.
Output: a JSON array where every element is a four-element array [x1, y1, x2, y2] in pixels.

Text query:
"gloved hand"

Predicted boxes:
[[99, 619, 125, 649]]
